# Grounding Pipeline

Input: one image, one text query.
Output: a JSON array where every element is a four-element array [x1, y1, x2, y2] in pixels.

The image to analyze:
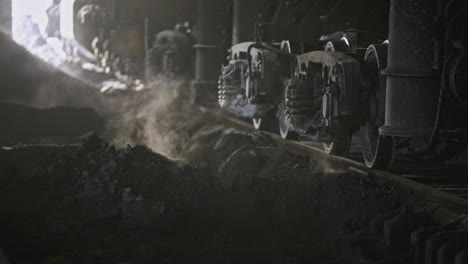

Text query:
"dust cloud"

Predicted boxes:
[[0, 28, 209, 162], [104, 75, 200, 161]]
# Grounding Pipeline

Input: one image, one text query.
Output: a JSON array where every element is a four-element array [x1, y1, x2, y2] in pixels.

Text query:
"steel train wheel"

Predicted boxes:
[[360, 44, 395, 169], [324, 37, 350, 52], [277, 101, 298, 140], [321, 38, 352, 155], [252, 118, 262, 129], [278, 41, 299, 140], [252, 110, 279, 133], [323, 136, 351, 155]]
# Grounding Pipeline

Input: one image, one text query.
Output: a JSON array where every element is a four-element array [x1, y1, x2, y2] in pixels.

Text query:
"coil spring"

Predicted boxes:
[[218, 76, 244, 107], [285, 81, 317, 117]]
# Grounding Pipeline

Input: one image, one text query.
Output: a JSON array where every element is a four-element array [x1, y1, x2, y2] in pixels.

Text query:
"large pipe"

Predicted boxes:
[[232, 0, 267, 45], [191, 0, 224, 104], [380, 0, 440, 138], [232, 0, 241, 45], [0, 0, 11, 35]]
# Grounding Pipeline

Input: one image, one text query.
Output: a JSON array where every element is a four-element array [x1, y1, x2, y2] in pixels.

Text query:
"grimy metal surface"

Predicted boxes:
[[215, 111, 468, 216], [380, 0, 440, 138], [191, 0, 226, 105]]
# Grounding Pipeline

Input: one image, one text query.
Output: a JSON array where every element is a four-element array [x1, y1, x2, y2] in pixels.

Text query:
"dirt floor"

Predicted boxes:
[[0, 80, 419, 264], [0, 32, 447, 264], [0, 136, 412, 264]]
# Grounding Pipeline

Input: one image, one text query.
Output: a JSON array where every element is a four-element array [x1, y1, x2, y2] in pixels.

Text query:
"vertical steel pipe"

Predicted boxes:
[[232, 0, 241, 45], [380, 0, 440, 138], [232, 0, 267, 45], [191, 0, 224, 104]]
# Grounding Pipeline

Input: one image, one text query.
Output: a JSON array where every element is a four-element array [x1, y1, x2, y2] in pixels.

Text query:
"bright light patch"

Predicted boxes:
[[60, 0, 74, 39], [13, 0, 74, 39], [12, 0, 51, 37], [12, 0, 75, 67]]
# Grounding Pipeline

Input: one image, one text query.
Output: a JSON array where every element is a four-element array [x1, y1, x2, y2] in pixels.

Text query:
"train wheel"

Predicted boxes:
[[252, 110, 279, 133], [323, 135, 351, 155], [324, 37, 350, 52], [278, 41, 299, 140], [361, 124, 395, 169], [360, 44, 395, 169], [278, 102, 298, 140], [252, 118, 262, 130], [321, 37, 353, 155]]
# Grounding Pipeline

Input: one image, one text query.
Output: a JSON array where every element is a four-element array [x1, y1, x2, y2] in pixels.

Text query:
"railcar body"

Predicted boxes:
[[218, 0, 468, 169], [72, 0, 197, 76]]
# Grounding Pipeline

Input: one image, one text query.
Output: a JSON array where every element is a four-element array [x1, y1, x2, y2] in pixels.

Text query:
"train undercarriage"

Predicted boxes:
[[218, 0, 468, 169]]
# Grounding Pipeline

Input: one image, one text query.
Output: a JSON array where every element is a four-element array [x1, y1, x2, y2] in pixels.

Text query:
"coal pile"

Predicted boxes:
[[183, 128, 277, 170], [0, 103, 104, 146], [0, 134, 220, 263], [0, 129, 414, 264], [0, 58, 417, 262], [0, 40, 420, 262]]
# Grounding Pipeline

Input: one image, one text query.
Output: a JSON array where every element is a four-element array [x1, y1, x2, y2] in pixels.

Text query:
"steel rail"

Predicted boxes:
[[214, 111, 468, 216]]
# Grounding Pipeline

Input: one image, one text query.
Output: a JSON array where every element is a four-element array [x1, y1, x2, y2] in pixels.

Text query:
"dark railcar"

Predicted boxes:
[[218, 0, 468, 169]]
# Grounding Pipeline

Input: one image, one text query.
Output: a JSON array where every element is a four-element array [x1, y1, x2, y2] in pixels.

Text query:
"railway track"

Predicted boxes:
[[214, 111, 468, 263], [217, 112, 468, 214]]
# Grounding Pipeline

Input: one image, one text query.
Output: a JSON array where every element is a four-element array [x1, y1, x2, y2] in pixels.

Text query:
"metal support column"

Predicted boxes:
[[191, 0, 224, 105], [380, 0, 440, 138], [232, 0, 267, 46], [232, 0, 241, 45]]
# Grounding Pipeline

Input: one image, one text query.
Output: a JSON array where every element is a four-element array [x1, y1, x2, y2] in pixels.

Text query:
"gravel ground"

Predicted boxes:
[[0, 103, 417, 263], [0, 61, 422, 263], [1, 31, 466, 264]]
